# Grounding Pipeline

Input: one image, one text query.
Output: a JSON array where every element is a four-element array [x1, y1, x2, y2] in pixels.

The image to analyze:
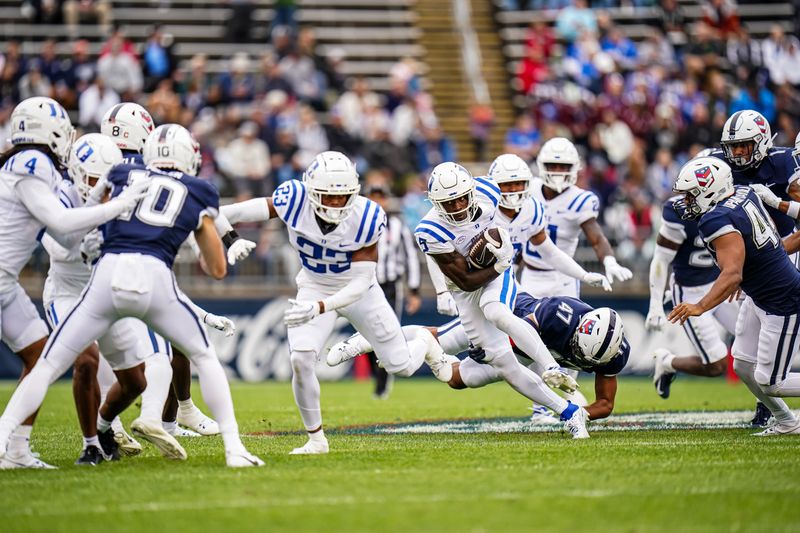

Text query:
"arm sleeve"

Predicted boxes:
[[648, 244, 677, 308], [220, 198, 271, 225], [574, 191, 600, 225], [401, 224, 421, 292], [425, 255, 450, 295], [15, 177, 123, 244], [533, 236, 588, 280], [320, 261, 376, 312]]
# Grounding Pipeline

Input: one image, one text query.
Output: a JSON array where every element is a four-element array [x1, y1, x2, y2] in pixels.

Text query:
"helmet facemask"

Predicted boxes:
[[432, 189, 476, 226], [308, 186, 360, 224], [720, 138, 759, 169], [498, 179, 531, 211], [540, 162, 578, 193]]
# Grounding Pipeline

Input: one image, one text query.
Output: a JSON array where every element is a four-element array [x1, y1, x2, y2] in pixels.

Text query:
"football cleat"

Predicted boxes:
[[562, 404, 590, 439], [752, 419, 800, 436], [0, 450, 57, 469], [289, 437, 329, 455], [750, 401, 773, 428], [131, 418, 188, 460], [168, 426, 202, 438], [112, 422, 143, 456], [98, 428, 120, 461], [177, 407, 220, 436], [652, 349, 676, 399], [327, 333, 373, 367], [530, 405, 561, 425], [418, 328, 458, 382], [542, 366, 579, 393], [226, 450, 266, 468], [75, 445, 105, 466]]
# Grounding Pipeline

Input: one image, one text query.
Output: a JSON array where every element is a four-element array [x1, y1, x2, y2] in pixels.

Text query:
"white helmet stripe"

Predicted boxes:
[[595, 311, 617, 361]]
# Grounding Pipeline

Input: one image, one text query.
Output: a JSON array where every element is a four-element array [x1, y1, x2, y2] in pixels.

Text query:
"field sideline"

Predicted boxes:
[[1, 377, 799, 532]]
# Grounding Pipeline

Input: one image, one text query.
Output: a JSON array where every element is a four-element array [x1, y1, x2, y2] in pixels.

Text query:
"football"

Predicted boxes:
[[467, 228, 503, 269]]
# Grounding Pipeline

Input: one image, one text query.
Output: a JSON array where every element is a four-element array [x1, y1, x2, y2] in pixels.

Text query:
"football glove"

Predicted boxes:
[[644, 306, 667, 332], [750, 184, 781, 209], [582, 272, 612, 291], [284, 299, 321, 328], [204, 312, 236, 337], [603, 256, 633, 283], [485, 228, 515, 273], [79, 229, 104, 264], [436, 291, 458, 316], [226, 238, 257, 265]]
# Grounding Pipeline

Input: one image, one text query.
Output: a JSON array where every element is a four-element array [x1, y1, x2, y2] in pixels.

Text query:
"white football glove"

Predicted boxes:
[[79, 229, 104, 264], [603, 256, 633, 283], [113, 174, 152, 215], [204, 312, 236, 337], [582, 272, 612, 292], [436, 291, 458, 316], [284, 298, 321, 328], [542, 366, 579, 393], [644, 305, 667, 332], [750, 184, 781, 209], [485, 227, 515, 273], [226, 238, 257, 265]]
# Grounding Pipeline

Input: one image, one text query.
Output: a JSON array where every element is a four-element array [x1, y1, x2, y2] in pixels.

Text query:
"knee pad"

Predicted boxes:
[[290, 350, 317, 374], [482, 301, 510, 328]]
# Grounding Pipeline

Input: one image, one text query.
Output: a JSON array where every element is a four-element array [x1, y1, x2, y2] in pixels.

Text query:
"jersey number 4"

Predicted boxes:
[[743, 200, 779, 249], [121, 170, 188, 227]]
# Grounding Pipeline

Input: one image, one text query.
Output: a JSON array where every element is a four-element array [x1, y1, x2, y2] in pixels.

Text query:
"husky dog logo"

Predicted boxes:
[[578, 319, 596, 335], [694, 166, 715, 188]]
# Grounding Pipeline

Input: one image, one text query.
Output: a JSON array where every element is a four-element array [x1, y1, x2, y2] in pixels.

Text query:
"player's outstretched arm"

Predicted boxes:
[[645, 236, 680, 332], [581, 218, 632, 283], [194, 215, 227, 280], [668, 232, 744, 325], [783, 231, 800, 255], [220, 197, 276, 224], [430, 251, 500, 292], [528, 230, 611, 291], [752, 184, 800, 220], [585, 375, 617, 420]]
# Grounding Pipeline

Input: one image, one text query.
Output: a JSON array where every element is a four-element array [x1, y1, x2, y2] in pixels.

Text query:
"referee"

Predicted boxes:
[[366, 183, 421, 399]]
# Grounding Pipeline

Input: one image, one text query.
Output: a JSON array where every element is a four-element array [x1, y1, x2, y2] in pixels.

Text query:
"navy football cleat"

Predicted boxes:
[[750, 402, 773, 429], [98, 429, 120, 461], [75, 445, 105, 466]]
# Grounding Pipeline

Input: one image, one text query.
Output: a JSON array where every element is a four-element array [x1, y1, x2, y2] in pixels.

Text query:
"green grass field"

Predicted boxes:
[[1, 377, 799, 533]]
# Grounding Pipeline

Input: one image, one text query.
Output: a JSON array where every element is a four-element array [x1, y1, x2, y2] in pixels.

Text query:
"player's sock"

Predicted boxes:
[[458, 357, 501, 388], [83, 435, 100, 450], [8, 425, 33, 455], [491, 351, 569, 414], [97, 415, 113, 433], [290, 350, 323, 431], [483, 302, 558, 369], [734, 360, 797, 425], [178, 398, 196, 412], [309, 428, 326, 442], [162, 420, 178, 432], [140, 355, 172, 422], [192, 351, 244, 453], [0, 359, 60, 449], [96, 355, 116, 405], [662, 353, 676, 372]]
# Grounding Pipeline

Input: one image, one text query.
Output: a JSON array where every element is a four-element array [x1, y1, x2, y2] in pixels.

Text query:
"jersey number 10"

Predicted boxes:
[[120, 170, 188, 227]]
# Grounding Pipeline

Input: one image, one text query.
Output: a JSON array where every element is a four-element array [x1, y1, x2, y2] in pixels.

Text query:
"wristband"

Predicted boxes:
[[222, 230, 240, 248], [787, 201, 800, 220]]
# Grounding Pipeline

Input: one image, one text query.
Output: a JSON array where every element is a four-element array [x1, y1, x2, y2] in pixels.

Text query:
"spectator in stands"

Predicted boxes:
[[100, 27, 137, 60], [682, 22, 724, 78], [325, 107, 362, 157], [253, 53, 294, 100], [470, 102, 494, 163], [701, 0, 740, 40], [678, 102, 717, 152], [555, 0, 598, 43], [596, 108, 634, 165], [762, 25, 800, 87], [214, 52, 255, 105], [646, 147, 679, 202], [78, 75, 119, 132], [63, 0, 112, 37], [270, 125, 300, 185], [297, 27, 338, 97], [336, 77, 375, 138], [60, 39, 95, 96], [1, 40, 27, 101], [37, 40, 63, 86], [176, 54, 211, 112], [279, 46, 326, 111], [271, 25, 294, 60], [660, 0, 686, 48], [219, 121, 271, 200], [517, 40, 550, 94], [525, 17, 556, 62], [638, 31, 677, 70], [226, 0, 254, 43], [18, 60, 53, 101], [415, 125, 456, 174], [504, 114, 540, 162], [324, 48, 348, 94], [23, 0, 65, 24], [727, 28, 762, 71], [295, 104, 329, 169], [97, 36, 143, 99], [729, 73, 777, 123], [147, 78, 182, 124], [601, 26, 639, 71], [142, 25, 175, 93], [390, 57, 423, 98], [271, 0, 298, 39]]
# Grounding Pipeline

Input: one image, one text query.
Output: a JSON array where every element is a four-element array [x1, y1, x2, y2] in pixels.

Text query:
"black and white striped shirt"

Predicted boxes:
[[376, 214, 420, 292]]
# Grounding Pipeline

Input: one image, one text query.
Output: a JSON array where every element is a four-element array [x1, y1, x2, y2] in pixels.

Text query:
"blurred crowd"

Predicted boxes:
[[504, 0, 800, 265]]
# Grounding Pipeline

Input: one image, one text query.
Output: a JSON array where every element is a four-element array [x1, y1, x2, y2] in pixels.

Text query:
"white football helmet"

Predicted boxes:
[[143, 124, 201, 175], [10, 96, 75, 166], [672, 157, 734, 219], [427, 162, 476, 226], [792, 130, 800, 167], [488, 153, 533, 210], [303, 151, 361, 224], [694, 147, 714, 158], [101, 102, 155, 153], [69, 133, 123, 200], [720, 110, 773, 169], [571, 308, 625, 366], [537, 137, 581, 193]]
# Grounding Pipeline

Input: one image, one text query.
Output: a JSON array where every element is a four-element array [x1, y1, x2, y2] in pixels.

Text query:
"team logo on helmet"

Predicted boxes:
[[578, 319, 596, 335], [694, 166, 714, 188], [753, 115, 767, 134]]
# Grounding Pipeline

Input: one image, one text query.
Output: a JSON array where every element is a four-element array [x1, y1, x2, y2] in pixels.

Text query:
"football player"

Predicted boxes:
[[0, 97, 147, 468], [331, 291, 628, 421], [0, 124, 264, 467], [218, 151, 434, 454], [410, 162, 589, 438], [669, 157, 800, 436]]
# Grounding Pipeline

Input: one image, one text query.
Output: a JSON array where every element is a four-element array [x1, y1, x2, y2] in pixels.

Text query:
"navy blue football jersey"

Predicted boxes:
[[662, 197, 719, 286], [512, 292, 629, 375], [101, 163, 219, 267], [698, 186, 800, 314], [120, 150, 144, 166], [710, 147, 799, 237]]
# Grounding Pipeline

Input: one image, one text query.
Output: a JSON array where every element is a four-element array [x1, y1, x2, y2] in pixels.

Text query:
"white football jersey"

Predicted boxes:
[[0, 149, 63, 293], [524, 179, 599, 269], [42, 181, 92, 301], [272, 179, 386, 288], [494, 196, 546, 261]]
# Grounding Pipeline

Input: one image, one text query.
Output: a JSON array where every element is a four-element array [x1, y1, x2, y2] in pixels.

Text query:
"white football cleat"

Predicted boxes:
[[112, 422, 143, 457], [168, 426, 202, 438], [226, 450, 265, 468], [563, 405, 590, 439], [289, 438, 329, 455], [530, 405, 561, 425], [131, 418, 188, 460], [542, 366, 579, 393], [752, 419, 800, 436], [418, 328, 458, 382], [0, 450, 57, 469], [177, 407, 220, 436], [327, 333, 373, 367]]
